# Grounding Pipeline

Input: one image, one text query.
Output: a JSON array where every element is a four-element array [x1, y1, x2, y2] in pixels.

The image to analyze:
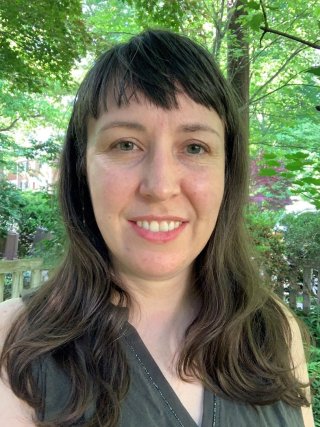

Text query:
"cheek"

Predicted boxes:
[[187, 170, 225, 215], [87, 164, 137, 221]]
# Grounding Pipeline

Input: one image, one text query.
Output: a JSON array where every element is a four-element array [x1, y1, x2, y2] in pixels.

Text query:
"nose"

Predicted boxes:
[[139, 148, 180, 201]]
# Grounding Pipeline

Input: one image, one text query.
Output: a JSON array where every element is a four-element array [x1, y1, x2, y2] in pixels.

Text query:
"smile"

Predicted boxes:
[[136, 220, 182, 232]]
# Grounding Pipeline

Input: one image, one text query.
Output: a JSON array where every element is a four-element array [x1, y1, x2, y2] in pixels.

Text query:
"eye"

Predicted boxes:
[[186, 143, 206, 155], [115, 140, 137, 151]]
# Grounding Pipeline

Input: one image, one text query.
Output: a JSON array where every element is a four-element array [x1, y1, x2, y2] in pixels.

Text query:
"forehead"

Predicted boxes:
[[87, 91, 225, 139]]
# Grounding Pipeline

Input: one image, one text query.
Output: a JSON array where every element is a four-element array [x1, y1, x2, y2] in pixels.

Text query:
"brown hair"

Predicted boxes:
[[1, 29, 309, 426]]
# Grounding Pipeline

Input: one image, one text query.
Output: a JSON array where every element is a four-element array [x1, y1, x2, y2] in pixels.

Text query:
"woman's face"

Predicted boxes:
[[86, 92, 225, 285]]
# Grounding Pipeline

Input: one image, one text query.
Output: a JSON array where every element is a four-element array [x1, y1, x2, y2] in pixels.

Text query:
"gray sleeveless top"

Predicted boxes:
[[33, 323, 304, 426]]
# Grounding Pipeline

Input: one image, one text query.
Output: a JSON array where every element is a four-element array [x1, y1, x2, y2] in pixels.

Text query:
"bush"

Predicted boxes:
[[0, 179, 25, 238], [17, 190, 65, 265], [245, 204, 290, 294], [0, 179, 65, 266]]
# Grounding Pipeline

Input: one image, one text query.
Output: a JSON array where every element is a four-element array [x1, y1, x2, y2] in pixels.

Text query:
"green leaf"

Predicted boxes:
[[299, 177, 320, 186], [285, 162, 303, 171], [305, 66, 320, 77], [248, 12, 264, 31], [285, 152, 309, 160], [293, 180, 306, 186], [246, 1, 260, 11], [263, 153, 278, 160], [280, 172, 296, 179], [266, 160, 282, 167], [259, 168, 277, 177]]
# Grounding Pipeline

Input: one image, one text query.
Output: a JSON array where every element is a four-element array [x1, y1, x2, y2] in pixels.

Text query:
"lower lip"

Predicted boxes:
[[129, 221, 187, 242]]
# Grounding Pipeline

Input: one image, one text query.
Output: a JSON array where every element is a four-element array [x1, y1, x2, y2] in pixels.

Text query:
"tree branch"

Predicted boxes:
[[0, 118, 20, 132], [249, 141, 317, 150], [259, 0, 268, 46], [0, 113, 42, 133], [259, 26, 320, 50], [212, 0, 235, 59], [250, 75, 298, 104], [250, 47, 305, 102], [258, 0, 320, 49], [252, 82, 320, 104]]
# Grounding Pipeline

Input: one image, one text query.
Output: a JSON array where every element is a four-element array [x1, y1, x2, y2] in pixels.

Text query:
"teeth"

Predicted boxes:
[[142, 220, 149, 230], [136, 220, 182, 232], [150, 221, 160, 232], [168, 221, 175, 231], [159, 221, 168, 232]]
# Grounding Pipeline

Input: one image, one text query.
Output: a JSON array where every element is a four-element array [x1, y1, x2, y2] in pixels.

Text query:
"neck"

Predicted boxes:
[[118, 271, 199, 356]]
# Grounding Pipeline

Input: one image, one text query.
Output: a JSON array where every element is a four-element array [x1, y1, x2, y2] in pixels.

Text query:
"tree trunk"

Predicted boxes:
[[227, 0, 250, 146]]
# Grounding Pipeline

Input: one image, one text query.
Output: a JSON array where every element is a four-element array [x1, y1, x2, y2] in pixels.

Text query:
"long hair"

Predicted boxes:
[[1, 29, 309, 426]]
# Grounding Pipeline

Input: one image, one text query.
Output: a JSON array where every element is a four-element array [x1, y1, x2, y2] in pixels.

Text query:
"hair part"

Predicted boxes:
[[1, 29, 309, 426]]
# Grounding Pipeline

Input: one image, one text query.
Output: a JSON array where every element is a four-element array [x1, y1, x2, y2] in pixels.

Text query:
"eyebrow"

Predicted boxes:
[[177, 123, 221, 137], [98, 121, 222, 138], [98, 121, 145, 134]]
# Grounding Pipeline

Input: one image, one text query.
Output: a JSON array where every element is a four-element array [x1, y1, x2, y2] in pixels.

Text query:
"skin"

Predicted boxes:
[[86, 92, 225, 288]]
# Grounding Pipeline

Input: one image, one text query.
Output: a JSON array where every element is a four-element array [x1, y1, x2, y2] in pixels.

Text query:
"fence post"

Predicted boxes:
[[4, 232, 19, 260], [11, 271, 23, 298], [31, 269, 41, 288], [0, 274, 4, 302]]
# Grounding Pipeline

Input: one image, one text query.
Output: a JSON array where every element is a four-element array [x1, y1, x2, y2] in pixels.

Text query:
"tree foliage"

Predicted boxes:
[[0, 179, 25, 238], [280, 211, 320, 267], [0, 1, 90, 172], [0, 0, 90, 91]]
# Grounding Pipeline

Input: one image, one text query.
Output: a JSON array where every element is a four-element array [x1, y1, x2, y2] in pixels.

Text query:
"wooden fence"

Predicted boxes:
[[288, 266, 319, 312], [0, 258, 50, 302]]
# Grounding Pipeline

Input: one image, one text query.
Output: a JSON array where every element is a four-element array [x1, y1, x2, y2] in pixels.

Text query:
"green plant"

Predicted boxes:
[[245, 204, 290, 294], [17, 189, 65, 265], [0, 180, 65, 265], [281, 212, 320, 268], [0, 179, 25, 237]]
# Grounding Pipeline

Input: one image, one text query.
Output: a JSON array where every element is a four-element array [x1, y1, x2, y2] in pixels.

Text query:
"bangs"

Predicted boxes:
[[95, 50, 181, 114], [77, 30, 232, 124]]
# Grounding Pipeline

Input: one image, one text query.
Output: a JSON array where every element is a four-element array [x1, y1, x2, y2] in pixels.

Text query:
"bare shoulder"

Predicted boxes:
[[0, 298, 36, 426], [273, 298, 315, 427], [0, 297, 24, 330]]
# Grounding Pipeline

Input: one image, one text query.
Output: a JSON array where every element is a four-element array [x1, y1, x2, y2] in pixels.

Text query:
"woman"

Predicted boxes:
[[0, 29, 314, 426]]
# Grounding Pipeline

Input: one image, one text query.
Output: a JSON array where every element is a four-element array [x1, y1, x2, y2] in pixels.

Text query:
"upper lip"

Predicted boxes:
[[129, 215, 188, 222]]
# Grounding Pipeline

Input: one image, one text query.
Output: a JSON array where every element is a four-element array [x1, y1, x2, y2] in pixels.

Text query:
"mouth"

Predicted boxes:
[[135, 220, 182, 232], [128, 217, 187, 241]]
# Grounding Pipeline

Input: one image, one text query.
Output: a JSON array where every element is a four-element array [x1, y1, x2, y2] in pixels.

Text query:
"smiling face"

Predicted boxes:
[[86, 93, 225, 286]]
